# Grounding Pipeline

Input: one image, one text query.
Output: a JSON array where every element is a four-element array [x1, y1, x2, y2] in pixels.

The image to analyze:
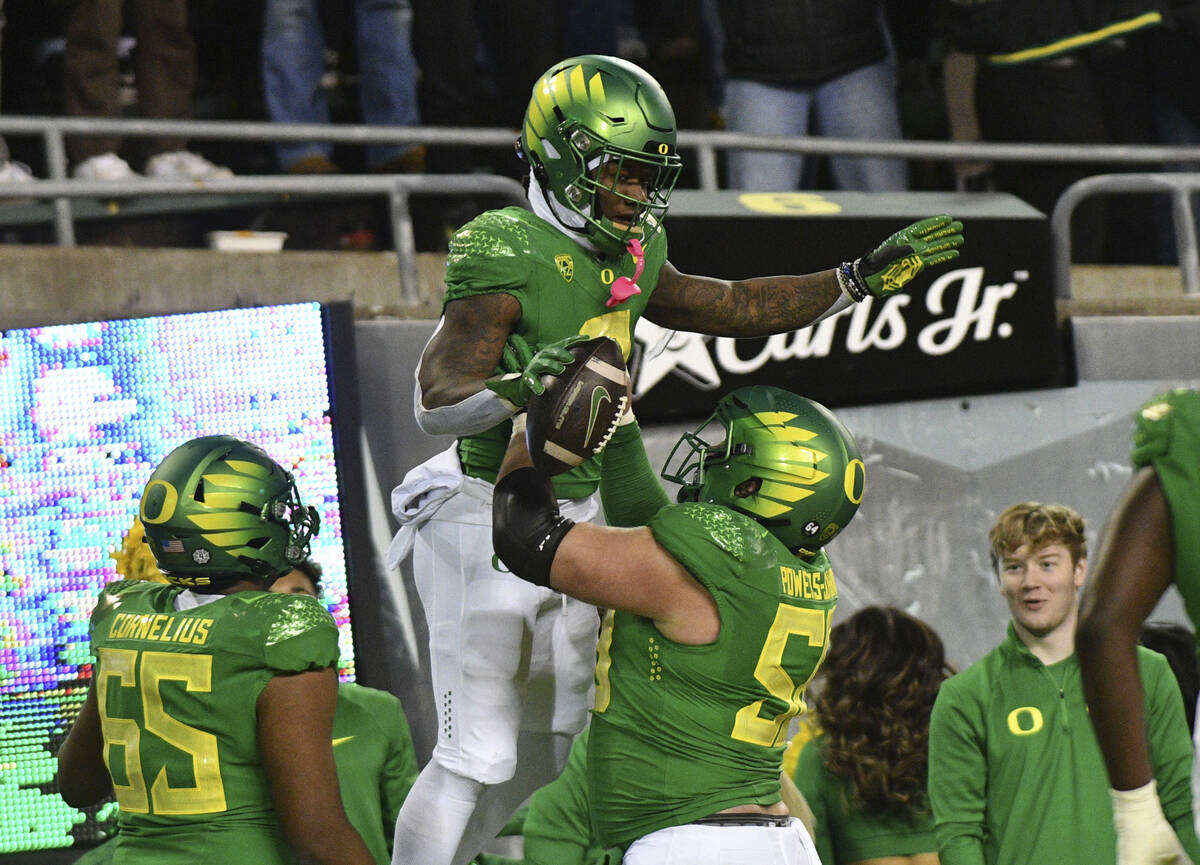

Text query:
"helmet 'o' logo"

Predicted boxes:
[[140, 479, 179, 524], [844, 459, 866, 505], [555, 254, 574, 282], [657, 143, 670, 155]]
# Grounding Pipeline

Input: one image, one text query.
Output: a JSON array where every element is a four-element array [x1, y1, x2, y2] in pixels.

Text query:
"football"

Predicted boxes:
[[526, 336, 630, 476]]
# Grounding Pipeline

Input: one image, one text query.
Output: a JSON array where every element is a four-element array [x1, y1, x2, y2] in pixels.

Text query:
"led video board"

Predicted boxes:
[[0, 302, 358, 854]]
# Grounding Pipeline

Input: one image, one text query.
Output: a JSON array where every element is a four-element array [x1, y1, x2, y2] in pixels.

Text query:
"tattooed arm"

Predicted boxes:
[[418, 293, 521, 407], [645, 260, 847, 337], [646, 215, 965, 337], [413, 292, 525, 436]]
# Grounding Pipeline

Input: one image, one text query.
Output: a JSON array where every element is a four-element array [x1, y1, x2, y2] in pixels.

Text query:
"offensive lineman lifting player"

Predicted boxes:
[[388, 54, 965, 865], [492, 386, 864, 864]]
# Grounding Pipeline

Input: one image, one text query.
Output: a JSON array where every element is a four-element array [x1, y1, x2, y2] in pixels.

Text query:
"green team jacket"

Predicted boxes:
[[443, 206, 667, 499], [928, 624, 1199, 865], [589, 502, 837, 847], [1132, 388, 1200, 664], [333, 683, 418, 865], [793, 733, 936, 865], [87, 580, 339, 865]]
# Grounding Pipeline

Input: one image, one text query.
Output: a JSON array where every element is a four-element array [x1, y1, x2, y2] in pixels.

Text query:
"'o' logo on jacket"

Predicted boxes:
[[1007, 706, 1044, 736]]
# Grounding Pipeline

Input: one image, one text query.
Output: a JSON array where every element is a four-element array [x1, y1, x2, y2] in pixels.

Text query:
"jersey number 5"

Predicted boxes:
[[96, 647, 227, 814], [731, 605, 830, 748]]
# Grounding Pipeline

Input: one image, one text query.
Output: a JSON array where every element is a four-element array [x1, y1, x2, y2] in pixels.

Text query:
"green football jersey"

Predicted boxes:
[[1131, 388, 1200, 659], [87, 579, 340, 864], [332, 683, 417, 865], [443, 206, 667, 499], [588, 503, 838, 847]]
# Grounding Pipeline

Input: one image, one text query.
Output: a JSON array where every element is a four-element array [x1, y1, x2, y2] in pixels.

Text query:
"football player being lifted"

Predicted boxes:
[[390, 53, 963, 865], [57, 436, 374, 865], [492, 385, 864, 864]]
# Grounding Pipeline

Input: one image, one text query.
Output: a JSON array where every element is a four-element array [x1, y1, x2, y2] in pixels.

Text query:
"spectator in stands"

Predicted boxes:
[[62, 0, 233, 181], [261, 0, 423, 175], [717, 0, 908, 192], [794, 606, 950, 865], [928, 501, 1198, 864], [0, 0, 33, 182], [936, 0, 1171, 263]]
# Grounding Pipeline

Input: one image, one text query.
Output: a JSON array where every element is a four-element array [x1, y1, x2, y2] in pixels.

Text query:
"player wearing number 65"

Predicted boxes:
[[56, 436, 375, 865], [492, 386, 865, 865]]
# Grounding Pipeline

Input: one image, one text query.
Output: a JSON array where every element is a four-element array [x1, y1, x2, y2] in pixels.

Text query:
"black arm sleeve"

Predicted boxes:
[[493, 467, 576, 588]]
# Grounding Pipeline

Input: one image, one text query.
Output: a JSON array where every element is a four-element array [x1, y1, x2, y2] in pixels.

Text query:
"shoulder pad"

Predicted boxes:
[[447, 207, 544, 265], [652, 502, 771, 562], [253, 592, 336, 647], [1132, 388, 1200, 466]]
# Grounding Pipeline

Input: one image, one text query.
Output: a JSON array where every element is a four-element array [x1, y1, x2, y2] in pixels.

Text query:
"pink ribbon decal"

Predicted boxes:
[[606, 238, 645, 308]]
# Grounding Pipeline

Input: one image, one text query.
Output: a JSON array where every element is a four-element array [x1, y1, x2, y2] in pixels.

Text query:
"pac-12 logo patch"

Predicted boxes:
[[555, 254, 574, 283]]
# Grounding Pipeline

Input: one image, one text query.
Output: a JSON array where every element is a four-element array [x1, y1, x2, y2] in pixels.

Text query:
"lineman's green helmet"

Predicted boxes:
[[518, 54, 682, 255], [662, 387, 865, 555], [138, 435, 320, 589]]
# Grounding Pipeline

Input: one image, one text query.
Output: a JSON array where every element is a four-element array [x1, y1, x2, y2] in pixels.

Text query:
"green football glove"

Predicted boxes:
[[485, 333, 589, 409], [492, 332, 534, 377], [837, 214, 964, 302]]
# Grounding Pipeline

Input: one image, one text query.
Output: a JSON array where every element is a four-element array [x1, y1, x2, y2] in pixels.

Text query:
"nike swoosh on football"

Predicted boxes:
[[585, 386, 613, 443]]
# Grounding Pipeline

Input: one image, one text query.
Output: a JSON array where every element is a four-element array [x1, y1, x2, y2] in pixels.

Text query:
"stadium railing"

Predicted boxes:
[[1051, 172, 1200, 298], [0, 116, 1198, 301]]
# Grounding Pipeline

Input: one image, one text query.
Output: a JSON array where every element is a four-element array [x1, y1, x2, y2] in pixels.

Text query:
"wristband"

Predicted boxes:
[[835, 260, 868, 303]]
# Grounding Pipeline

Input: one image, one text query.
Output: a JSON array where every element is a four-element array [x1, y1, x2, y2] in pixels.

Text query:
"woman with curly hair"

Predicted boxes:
[[793, 605, 952, 865]]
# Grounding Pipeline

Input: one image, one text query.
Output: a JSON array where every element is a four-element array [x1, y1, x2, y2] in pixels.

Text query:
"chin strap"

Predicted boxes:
[[606, 238, 645, 308]]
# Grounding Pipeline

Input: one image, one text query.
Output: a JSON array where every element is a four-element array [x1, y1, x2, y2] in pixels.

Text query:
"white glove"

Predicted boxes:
[[1110, 781, 1194, 865]]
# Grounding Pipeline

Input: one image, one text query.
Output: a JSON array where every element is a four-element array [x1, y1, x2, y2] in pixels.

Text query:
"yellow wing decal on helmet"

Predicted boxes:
[[569, 64, 587, 103], [756, 412, 818, 440], [758, 480, 815, 505], [223, 459, 273, 478], [587, 70, 605, 104], [199, 492, 257, 511], [187, 513, 249, 530]]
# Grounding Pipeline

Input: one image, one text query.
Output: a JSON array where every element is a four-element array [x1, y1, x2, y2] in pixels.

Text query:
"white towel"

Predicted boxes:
[[385, 444, 465, 569]]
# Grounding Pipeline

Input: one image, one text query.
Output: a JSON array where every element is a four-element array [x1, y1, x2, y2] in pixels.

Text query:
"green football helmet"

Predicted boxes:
[[138, 435, 320, 589], [519, 54, 682, 255], [662, 387, 865, 555]]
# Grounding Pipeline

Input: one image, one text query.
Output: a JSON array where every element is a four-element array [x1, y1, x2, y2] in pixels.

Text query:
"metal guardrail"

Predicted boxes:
[[0, 174, 527, 304], [1051, 173, 1200, 298], [4, 116, 1200, 299], [7, 115, 1200, 189]]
